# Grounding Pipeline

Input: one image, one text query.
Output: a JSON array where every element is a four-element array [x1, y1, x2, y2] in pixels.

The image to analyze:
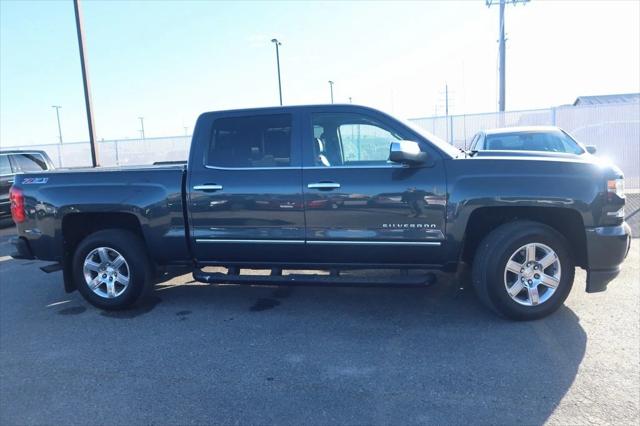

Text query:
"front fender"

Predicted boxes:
[[443, 158, 604, 263]]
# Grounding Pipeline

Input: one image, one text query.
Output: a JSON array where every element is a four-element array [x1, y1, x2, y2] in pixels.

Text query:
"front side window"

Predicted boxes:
[[311, 113, 402, 167], [0, 155, 12, 175], [207, 114, 292, 168], [12, 154, 48, 172]]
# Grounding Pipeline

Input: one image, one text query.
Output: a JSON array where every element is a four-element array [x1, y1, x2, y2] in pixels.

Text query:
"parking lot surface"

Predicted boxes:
[[0, 226, 638, 425]]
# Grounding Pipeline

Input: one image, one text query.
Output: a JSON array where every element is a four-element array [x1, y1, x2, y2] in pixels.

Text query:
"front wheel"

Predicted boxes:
[[472, 221, 575, 320], [72, 229, 153, 310]]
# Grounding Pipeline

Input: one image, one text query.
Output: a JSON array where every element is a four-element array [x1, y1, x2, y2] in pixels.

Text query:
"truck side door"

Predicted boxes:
[[187, 110, 306, 264], [301, 107, 447, 266]]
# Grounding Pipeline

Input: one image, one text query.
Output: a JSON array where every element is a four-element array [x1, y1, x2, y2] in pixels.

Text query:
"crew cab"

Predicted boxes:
[[10, 105, 631, 320]]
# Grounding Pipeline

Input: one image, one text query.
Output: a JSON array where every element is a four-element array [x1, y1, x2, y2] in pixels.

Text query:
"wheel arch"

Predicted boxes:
[[460, 206, 587, 269], [61, 212, 147, 292]]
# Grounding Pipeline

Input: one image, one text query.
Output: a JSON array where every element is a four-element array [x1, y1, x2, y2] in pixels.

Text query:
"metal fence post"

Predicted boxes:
[[449, 115, 454, 144]]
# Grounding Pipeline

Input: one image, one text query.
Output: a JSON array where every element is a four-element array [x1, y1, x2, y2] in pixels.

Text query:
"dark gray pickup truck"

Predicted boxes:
[[10, 105, 631, 320]]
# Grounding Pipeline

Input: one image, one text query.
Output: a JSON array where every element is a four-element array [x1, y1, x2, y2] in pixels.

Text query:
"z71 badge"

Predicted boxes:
[[22, 177, 49, 184]]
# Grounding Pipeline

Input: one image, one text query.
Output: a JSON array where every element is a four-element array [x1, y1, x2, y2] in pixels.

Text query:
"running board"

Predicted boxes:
[[192, 270, 437, 287]]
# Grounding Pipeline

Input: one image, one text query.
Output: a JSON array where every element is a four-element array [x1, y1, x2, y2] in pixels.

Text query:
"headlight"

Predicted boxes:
[[607, 178, 625, 197]]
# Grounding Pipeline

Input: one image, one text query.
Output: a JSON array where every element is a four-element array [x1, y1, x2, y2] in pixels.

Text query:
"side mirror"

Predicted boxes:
[[586, 145, 597, 154], [389, 140, 427, 165]]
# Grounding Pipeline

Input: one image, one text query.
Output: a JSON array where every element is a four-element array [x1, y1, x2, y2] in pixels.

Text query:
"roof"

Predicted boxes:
[[483, 126, 561, 135], [573, 93, 640, 106]]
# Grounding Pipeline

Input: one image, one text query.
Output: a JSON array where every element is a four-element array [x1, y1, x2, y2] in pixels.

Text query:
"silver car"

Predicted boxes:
[[469, 126, 596, 155]]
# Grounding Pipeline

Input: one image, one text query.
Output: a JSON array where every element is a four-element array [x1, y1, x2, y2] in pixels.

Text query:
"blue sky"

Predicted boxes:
[[1, 0, 639, 146]]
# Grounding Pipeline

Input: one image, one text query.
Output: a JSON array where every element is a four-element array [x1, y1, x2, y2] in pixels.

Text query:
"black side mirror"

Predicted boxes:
[[586, 145, 597, 154], [389, 141, 427, 165]]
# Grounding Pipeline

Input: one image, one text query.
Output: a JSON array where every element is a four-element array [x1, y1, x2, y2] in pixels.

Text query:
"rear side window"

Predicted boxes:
[[11, 154, 48, 172], [0, 155, 11, 175], [207, 114, 292, 168]]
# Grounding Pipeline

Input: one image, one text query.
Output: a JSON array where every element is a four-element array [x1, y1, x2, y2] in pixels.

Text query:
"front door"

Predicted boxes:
[[188, 111, 306, 264], [301, 108, 447, 266]]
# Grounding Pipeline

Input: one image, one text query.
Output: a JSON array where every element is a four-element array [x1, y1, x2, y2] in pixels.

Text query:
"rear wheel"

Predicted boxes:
[[73, 229, 152, 310], [472, 221, 574, 320]]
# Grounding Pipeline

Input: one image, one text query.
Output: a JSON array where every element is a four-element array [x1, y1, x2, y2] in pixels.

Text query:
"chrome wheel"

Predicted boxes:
[[83, 247, 130, 299], [504, 243, 561, 307]]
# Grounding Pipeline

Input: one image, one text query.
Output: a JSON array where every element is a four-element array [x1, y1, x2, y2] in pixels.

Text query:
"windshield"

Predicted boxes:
[[483, 130, 585, 155], [401, 119, 461, 158]]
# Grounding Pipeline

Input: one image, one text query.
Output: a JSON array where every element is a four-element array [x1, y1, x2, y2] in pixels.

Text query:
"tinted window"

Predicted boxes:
[[207, 114, 291, 168], [484, 131, 584, 154], [311, 113, 403, 167], [12, 154, 48, 172], [0, 155, 11, 175]]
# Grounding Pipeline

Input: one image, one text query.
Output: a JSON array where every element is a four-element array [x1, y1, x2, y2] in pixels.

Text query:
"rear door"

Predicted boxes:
[[188, 110, 306, 264], [301, 107, 448, 266]]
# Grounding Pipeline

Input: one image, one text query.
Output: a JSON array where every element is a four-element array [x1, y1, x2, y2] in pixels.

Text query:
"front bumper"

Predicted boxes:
[[585, 222, 631, 293]]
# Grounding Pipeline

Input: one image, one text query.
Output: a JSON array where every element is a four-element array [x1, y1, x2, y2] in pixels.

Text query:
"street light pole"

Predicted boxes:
[[328, 80, 334, 104], [138, 117, 145, 139], [52, 106, 63, 144], [271, 38, 283, 106], [73, 0, 99, 167]]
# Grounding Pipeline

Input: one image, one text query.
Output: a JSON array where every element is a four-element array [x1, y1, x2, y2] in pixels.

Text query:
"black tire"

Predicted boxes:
[[72, 229, 153, 310], [472, 220, 575, 320]]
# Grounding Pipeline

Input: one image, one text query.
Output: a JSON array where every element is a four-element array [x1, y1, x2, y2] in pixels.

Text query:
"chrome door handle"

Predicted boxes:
[[307, 182, 340, 190], [193, 184, 223, 192]]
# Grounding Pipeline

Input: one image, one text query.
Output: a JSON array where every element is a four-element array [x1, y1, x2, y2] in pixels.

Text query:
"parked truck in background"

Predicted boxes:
[[1, 150, 54, 225], [10, 105, 631, 320]]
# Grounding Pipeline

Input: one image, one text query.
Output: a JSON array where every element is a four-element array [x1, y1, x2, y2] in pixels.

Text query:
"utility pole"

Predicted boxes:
[[498, 0, 506, 112], [349, 97, 352, 104], [445, 83, 449, 117], [271, 38, 283, 105], [138, 117, 145, 139], [52, 106, 63, 144], [328, 80, 334, 104], [73, 0, 99, 167], [486, 0, 529, 112]]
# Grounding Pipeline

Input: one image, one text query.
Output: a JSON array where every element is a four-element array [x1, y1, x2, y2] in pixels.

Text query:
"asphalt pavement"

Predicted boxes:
[[0, 226, 638, 425]]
